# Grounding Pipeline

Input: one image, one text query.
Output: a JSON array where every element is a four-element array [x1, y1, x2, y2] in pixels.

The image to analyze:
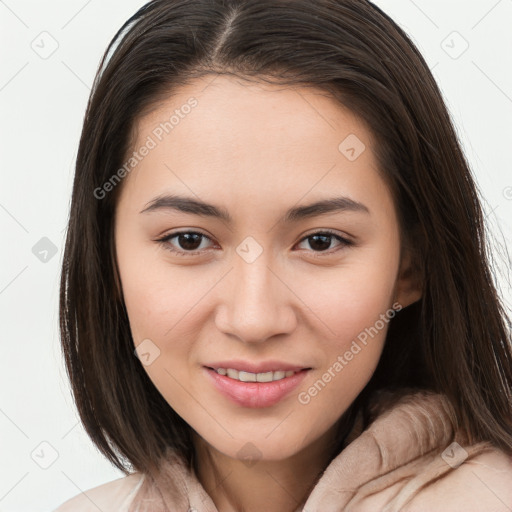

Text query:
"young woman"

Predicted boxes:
[[55, 0, 512, 510]]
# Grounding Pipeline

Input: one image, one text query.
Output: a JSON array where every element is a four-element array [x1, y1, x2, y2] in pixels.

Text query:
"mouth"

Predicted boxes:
[[206, 366, 308, 383], [203, 364, 312, 408]]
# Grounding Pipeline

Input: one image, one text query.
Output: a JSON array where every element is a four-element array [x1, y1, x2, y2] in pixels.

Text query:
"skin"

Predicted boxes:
[[114, 75, 421, 512]]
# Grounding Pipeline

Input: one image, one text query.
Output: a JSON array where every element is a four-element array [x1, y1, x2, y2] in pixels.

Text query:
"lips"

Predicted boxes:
[[203, 362, 311, 408]]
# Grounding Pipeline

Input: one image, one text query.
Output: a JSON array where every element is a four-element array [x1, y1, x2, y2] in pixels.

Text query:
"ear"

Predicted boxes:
[[393, 246, 422, 309]]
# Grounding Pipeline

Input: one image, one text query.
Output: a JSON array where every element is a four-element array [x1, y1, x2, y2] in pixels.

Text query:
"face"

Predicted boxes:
[[114, 75, 420, 463]]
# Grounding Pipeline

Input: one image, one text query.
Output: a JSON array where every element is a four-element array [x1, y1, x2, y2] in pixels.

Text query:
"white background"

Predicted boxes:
[[0, 1, 511, 510]]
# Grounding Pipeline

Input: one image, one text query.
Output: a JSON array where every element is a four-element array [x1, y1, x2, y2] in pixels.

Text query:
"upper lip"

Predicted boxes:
[[205, 360, 311, 373]]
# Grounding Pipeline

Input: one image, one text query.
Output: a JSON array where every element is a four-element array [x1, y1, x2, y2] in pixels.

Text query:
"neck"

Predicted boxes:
[[192, 418, 351, 512]]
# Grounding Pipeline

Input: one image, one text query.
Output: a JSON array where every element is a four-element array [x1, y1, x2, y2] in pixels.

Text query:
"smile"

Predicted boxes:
[[210, 367, 297, 382]]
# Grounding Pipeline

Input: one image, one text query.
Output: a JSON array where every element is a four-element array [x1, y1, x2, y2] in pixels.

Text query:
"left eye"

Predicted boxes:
[[156, 230, 352, 256], [295, 231, 351, 253]]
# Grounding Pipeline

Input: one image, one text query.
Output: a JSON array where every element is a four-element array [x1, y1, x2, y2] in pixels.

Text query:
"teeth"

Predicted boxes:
[[215, 368, 297, 382], [257, 371, 273, 383], [227, 368, 239, 379], [238, 371, 256, 382]]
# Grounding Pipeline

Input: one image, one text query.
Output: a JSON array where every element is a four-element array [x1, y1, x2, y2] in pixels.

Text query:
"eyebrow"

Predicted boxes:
[[139, 194, 370, 223]]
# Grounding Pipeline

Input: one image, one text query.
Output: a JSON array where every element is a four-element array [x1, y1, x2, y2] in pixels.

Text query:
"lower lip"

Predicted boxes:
[[204, 367, 310, 408]]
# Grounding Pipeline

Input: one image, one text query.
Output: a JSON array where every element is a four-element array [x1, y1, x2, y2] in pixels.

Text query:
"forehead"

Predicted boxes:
[[135, 75, 372, 156], [117, 75, 391, 221]]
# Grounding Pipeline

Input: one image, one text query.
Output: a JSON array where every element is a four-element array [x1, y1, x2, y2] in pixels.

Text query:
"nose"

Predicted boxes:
[[214, 253, 297, 344]]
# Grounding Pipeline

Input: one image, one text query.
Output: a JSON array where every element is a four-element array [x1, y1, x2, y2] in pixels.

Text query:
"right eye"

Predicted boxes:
[[155, 231, 215, 256]]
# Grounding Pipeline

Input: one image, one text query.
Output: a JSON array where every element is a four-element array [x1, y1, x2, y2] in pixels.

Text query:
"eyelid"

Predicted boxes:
[[300, 228, 353, 243]]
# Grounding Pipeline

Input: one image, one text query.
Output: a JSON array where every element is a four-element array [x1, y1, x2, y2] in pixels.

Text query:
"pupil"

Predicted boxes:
[[179, 233, 202, 250], [309, 234, 331, 251]]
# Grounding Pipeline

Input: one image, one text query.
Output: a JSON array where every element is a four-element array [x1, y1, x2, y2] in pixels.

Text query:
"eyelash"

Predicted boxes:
[[155, 229, 354, 258]]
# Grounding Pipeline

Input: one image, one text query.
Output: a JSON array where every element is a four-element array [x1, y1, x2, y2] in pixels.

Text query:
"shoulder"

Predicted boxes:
[[53, 472, 145, 512], [406, 444, 512, 512]]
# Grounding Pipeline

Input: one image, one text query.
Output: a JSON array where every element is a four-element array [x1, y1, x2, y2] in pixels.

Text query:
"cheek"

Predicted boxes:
[[117, 242, 207, 343], [293, 260, 396, 437], [302, 250, 398, 346], [116, 251, 203, 411], [294, 247, 398, 402]]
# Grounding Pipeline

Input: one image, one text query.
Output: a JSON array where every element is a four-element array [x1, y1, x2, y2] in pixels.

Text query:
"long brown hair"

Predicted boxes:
[[59, 0, 512, 483]]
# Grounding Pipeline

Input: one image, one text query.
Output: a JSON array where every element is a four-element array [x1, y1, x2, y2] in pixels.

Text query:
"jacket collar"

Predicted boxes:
[[129, 388, 478, 511]]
